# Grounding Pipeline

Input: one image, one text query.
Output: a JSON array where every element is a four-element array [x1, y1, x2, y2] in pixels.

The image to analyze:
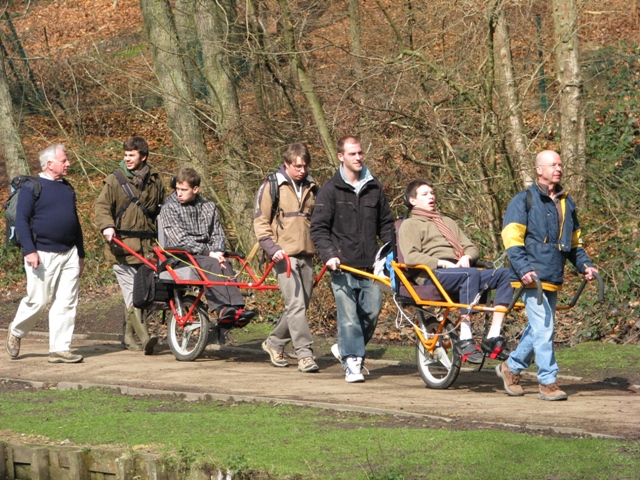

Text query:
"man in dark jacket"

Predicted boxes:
[[95, 137, 165, 355], [498, 150, 598, 401], [310, 136, 395, 383], [5, 144, 85, 363]]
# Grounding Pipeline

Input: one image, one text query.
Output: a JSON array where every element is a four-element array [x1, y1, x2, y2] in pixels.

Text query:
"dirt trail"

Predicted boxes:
[[1, 332, 637, 439]]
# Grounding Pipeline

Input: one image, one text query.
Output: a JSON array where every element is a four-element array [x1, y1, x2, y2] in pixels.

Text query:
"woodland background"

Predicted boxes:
[[0, 0, 638, 344]]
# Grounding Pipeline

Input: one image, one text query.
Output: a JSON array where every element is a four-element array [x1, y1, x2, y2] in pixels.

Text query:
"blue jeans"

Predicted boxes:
[[331, 271, 382, 367], [507, 290, 558, 385]]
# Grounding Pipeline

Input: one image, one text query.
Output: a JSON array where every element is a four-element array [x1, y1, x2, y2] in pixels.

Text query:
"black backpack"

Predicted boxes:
[[265, 172, 279, 222], [4, 175, 43, 248]]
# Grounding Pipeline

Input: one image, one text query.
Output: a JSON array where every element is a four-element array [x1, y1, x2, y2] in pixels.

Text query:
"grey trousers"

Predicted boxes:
[[113, 263, 139, 308], [266, 255, 314, 359]]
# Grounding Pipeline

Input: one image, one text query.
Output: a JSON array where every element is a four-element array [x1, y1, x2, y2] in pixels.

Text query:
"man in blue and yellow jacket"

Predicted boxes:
[[497, 150, 598, 401]]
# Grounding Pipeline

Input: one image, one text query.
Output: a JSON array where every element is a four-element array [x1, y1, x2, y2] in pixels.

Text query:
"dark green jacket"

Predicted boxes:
[[94, 164, 165, 265]]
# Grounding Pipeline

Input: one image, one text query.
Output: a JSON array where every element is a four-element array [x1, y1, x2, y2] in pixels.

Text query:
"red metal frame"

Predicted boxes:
[[111, 237, 296, 327]]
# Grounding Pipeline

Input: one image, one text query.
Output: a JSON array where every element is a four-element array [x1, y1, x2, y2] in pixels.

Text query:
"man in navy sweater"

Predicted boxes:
[[5, 144, 85, 363]]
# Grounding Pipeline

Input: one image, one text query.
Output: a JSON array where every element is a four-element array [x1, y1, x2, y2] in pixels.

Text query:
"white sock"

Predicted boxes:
[[459, 321, 473, 340], [487, 325, 501, 338]]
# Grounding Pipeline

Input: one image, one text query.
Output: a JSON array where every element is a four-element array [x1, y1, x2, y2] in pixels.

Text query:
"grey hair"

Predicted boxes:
[[39, 144, 66, 170]]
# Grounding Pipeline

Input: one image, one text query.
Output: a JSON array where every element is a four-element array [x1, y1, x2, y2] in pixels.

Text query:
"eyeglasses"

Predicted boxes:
[[289, 164, 308, 171]]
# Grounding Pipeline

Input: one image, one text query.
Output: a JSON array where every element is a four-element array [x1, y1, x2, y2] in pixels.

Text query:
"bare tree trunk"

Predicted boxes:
[[277, 0, 338, 167], [173, 0, 205, 97], [138, 0, 209, 171], [490, 0, 532, 189], [194, 0, 256, 252], [348, 0, 363, 77], [552, 0, 586, 203], [0, 43, 29, 179], [246, 0, 299, 137]]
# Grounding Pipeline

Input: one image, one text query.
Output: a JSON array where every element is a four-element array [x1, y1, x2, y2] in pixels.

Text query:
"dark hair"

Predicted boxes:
[[336, 136, 359, 154], [283, 143, 311, 165], [404, 178, 433, 209], [175, 167, 201, 188], [123, 136, 149, 159]]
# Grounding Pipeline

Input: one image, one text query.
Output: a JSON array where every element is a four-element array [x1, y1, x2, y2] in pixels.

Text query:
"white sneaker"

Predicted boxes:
[[345, 356, 365, 383], [331, 343, 342, 362]]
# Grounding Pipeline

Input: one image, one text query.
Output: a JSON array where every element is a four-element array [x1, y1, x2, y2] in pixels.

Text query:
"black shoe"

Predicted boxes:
[[481, 336, 510, 361], [456, 339, 484, 364], [216, 306, 237, 328], [234, 309, 256, 328]]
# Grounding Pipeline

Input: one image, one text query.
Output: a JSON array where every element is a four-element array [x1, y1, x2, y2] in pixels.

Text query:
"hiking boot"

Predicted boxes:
[[345, 357, 365, 383], [330, 343, 342, 362], [457, 339, 484, 364], [48, 351, 83, 364], [495, 361, 524, 396], [262, 340, 288, 367], [538, 382, 568, 401], [298, 356, 319, 373], [5, 330, 20, 358], [481, 336, 510, 361]]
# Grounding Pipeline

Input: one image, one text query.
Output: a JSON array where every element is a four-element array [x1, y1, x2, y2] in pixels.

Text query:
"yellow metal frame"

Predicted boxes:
[[340, 262, 518, 358]]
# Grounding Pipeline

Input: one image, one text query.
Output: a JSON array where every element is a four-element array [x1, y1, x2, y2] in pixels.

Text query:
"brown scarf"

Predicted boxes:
[[131, 164, 150, 189], [412, 207, 465, 259]]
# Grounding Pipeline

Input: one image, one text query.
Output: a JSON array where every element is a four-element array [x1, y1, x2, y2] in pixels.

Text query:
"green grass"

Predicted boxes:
[[555, 342, 640, 378], [0, 387, 638, 479]]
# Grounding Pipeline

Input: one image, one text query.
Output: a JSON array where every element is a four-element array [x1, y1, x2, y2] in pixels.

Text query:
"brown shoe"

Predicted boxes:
[[48, 351, 83, 364], [496, 361, 524, 396], [538, 382, 568, 401], [262, 340, 288, 367], [298, 356, 319, 373], [5, 330, 20, 358]]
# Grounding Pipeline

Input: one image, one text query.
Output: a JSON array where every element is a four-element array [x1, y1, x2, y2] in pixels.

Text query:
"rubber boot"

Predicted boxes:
[[128, 307, 158, 355], [123, 308, 143, 351]]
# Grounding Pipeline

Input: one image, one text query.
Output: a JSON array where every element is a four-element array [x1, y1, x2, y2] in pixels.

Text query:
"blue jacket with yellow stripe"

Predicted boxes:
[[501, 182, 593, 291]]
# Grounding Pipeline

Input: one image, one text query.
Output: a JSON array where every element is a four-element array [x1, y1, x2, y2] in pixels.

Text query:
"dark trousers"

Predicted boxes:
[[194, 255, 245, 312], [434, 267, 513, 314]]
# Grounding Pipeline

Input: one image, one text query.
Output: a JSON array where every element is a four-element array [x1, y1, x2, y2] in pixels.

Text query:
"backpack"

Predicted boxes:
[[265, 172, 279, 222], [4, 175, 43, 248], [262, 172, 318, 222]]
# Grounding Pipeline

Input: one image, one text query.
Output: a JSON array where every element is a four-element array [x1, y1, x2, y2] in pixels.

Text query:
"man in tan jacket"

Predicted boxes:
[[95, 137, 165, 354], [254, 143, 319, 372]]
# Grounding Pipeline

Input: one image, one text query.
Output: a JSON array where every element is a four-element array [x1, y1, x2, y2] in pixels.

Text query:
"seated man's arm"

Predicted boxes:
[[205, 202, 227, 266], [444, 218, 479, 267]]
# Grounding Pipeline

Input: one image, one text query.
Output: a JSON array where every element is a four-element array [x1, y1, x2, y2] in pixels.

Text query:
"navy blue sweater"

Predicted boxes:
[[15, 176, 85, 257]]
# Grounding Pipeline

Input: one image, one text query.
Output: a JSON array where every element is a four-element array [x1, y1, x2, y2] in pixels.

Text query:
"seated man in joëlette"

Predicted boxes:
[[158, 167, 254, 328], [398, 178, 513, 363]]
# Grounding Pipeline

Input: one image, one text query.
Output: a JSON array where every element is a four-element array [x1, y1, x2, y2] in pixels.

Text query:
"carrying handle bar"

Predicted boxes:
[[568, 271, 605, 307], [507, 275, 543, 311]]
